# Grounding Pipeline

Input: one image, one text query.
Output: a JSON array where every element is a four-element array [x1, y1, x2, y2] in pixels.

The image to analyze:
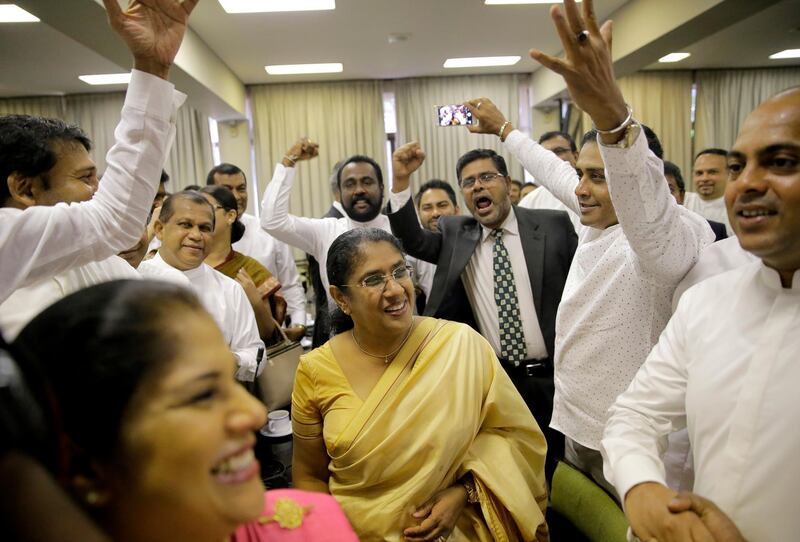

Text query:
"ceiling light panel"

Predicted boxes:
[[0, 5, 40, 22], [79, 73, 132, 86], [658, 52, 691, 63], [769, 49, 800, 59], [444, 56, 521, 68], [265, 63, 343, 75], [219, 0, 334, 13], [485, 1, 581, 4]]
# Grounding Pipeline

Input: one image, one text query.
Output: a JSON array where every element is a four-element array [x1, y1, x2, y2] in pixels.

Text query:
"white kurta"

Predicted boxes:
[[139, 253, 264, 382], [0, 256, 140, 340], [602, 261, 800, 541], [503, 129, 715, 450], [0, 70, 184, 304], [683, 192, 731, 235]]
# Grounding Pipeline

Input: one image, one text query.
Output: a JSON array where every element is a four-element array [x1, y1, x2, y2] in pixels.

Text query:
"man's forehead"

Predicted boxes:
[[694, 153, 726, 168], [461, 158, 499, 175], [577, 142, 604, 168], [169, 200, 213, 222], [541, 135, 570, 149], [51, 139, 94, 169], [420, 188, 452, 205], [214, 172, 246, 186], [734, 98, 800, 155], [342, 161, 377, 179]]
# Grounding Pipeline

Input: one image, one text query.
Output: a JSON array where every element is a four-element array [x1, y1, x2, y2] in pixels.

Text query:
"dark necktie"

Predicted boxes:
[[492, 229, 526, 364]]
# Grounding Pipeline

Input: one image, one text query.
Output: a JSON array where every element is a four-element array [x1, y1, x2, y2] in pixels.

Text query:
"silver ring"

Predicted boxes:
[[577, 30, 589, 43], [476, 101, 482, 109]]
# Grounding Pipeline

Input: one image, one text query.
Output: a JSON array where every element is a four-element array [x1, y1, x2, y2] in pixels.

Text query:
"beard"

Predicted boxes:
[[344, 192, 383, 222]]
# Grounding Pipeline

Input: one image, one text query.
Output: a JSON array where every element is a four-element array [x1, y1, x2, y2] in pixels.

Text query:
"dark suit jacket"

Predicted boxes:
[[707, 219, 727, 242], [389, 197, 577, 359]]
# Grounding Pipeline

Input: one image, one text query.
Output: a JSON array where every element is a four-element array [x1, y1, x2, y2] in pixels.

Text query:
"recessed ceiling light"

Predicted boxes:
[[485, 1, 581, 4], [79, 73, 132, 86], [219, 0, 334, 13], [444, 56, 521, 68], [0, 4, 39, 22], [265, 63, 343, 75], [769, 49, 800, 59], [658, 52, 691, 63]]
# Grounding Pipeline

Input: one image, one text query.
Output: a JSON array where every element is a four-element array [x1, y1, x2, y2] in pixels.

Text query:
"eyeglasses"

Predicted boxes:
[[342, 265, 414, 290], [460, 172, 504, 190]]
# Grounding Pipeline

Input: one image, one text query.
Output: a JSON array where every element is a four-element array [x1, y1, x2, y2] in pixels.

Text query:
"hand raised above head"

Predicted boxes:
[[463, 98, 511, 139], [392, 142, 426, 190], [283, 137, 319, 168], [102, 0, 199, 80], [528, 0, 627, 133]]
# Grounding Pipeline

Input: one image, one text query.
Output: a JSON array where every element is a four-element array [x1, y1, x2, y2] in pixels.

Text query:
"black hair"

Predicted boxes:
[[0, 114, 92, 205], [580, 124, 664, 159], [159, 170, 169, 185], [326, 228, 405, 334], [206, 162, 246, 186], [455, 149, 509, 184], [158, 190, 215, 229], [336, 155, 383, 190], [510, 179, 523, 188], [13, 280, 205, 462], [663, 161, 686, 193], [695, 148, 728, 161], [538, 130, 577, 152], [184, 184, 201, 191], [414, 179, 457, 207], [200, 185, 245, 243]]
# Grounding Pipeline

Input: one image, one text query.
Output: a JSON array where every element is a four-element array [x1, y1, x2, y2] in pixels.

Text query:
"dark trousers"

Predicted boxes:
[[499, 359, 564, 485]]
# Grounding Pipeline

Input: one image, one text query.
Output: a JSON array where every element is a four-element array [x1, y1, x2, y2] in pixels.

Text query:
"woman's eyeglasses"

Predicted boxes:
[[342, 265, 414, 290]]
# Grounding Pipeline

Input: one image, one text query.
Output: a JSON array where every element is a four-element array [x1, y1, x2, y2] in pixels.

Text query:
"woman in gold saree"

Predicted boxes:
[[292, 228, 548, 542]]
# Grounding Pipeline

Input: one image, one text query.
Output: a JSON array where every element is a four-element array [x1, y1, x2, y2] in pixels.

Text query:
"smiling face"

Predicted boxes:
[[340, 162, 383, 222], [574, 142, 618, 229], [32, 140, 98, 206], [693, 153, 728, 200], [156, 199, 214, 271], [212, 172, 248, 217], [418, 188, 458, 232], [108, 308, 267, 540], [460, 158, 512, 230], [725, 89, 800, 275]]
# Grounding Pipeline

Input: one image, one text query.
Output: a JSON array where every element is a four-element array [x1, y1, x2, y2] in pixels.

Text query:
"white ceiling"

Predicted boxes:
[[0, 0, 798, 105]]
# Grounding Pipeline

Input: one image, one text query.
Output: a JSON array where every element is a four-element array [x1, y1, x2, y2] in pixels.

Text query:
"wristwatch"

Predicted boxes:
[[600, 121, 642, 150]]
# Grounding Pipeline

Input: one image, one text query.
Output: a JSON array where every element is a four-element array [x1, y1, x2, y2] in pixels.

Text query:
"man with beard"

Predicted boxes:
[[261, 138, 397, 311]]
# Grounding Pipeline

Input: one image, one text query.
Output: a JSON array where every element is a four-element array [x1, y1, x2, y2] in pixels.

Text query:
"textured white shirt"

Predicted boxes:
[[683, 192, 731, 235], [387, 189, 547, 360], [503, 129, 715, 449], [518, 185, 582, 233], [139, 253, 264, 382], [0, 70, 184, 304], [235, 213, 306, 326], [260, 164, 395, 307], [0, 256, 140, 340], [602, 261, 800, 542]]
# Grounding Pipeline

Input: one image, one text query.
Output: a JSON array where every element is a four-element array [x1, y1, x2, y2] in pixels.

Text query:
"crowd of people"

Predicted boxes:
[[1, 0, 797, 541]]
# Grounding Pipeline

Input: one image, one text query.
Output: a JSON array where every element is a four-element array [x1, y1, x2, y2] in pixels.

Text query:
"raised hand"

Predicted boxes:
[[391, 142, 426, 192], [528, 0, 627, 134], [463, 98, 511, 139], [102, 0, 199, 79], [283, 137, 319, 168]]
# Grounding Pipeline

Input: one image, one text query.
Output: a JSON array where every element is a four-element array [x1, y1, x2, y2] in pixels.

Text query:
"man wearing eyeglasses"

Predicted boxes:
[[388, 143, 577, 481]]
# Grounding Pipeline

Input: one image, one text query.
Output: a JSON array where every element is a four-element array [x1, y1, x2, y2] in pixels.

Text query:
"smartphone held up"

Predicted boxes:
[[435, 104, 475, 127]]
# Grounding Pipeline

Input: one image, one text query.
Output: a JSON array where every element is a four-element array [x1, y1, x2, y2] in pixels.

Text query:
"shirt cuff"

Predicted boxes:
[[388, 187, 411, 213], [125, 69, 186, 121], [610, 454, 668, 507], [234, 353, 257, 382]]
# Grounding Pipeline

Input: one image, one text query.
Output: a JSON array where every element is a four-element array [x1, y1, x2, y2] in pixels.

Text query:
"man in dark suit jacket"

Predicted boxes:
[[387, 143, 577, 480]]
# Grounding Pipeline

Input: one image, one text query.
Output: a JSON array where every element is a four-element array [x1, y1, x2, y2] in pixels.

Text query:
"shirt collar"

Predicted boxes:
[[480, 207, 518, 243], [758, 261, 800, 292]]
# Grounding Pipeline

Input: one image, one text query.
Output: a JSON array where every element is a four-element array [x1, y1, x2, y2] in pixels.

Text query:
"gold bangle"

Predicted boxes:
[[284, 154, 299, 166], [498, 121, 511, 141]]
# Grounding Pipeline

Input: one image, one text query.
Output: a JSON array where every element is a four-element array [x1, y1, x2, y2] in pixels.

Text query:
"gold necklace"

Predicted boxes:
[[351, 318, 415, 364]]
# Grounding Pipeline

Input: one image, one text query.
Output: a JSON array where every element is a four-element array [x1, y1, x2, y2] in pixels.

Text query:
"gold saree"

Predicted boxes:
[[292, 318, 549, 541]]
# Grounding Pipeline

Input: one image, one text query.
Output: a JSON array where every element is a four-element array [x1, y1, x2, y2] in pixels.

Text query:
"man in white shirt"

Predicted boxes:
[[602, 85, 800, 542], [466, 0, 714, 495], [683, 148, 732, 234], [139, 191, 264, 382], [206, 162, 307, 341], [518, 131, 582, 232]]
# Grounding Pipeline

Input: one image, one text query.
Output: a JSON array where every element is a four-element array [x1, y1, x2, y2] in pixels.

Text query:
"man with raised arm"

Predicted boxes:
[[466, 0, 714, 497], [0, 0, 192, 305]]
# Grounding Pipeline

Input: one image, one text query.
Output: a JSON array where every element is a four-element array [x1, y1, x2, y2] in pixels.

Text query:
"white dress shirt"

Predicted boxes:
[[0, 256, 140, 340], [0, 70, 184, 304], [139, 253, 264, 382], [602, 261, 800, 542], [518, 185, 582, 233], [503, 129, 715, 450], [387, 189, 547, 360], [235, 213, 306, 326], [260, 164, 395, 308], [683, 192, 731, 235]]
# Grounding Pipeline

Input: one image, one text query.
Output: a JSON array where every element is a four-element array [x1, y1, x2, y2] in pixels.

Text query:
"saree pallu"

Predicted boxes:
[[293, 318, 549, 541], [216, 250, 287, 324]]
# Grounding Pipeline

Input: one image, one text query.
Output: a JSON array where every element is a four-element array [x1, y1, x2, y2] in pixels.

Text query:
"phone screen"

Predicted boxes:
[[435, 104, 474, 126]]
